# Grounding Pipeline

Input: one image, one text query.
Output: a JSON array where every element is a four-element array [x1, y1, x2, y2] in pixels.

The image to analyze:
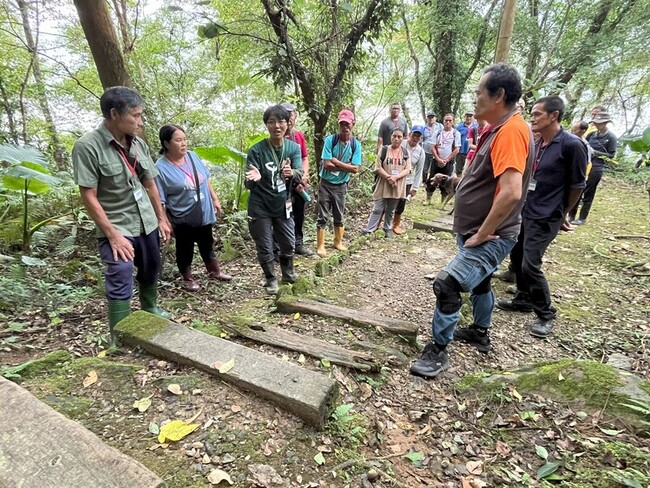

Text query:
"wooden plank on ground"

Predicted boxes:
[[275, 297, 418, 345], [115, 312, 338, 429], [222, 320, 379, 372], [412, 213, 454, 232], [0, 376, 163, 488]]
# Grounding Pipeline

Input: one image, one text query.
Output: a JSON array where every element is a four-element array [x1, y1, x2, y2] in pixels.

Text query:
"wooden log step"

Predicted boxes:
[[222, 319, 380, 372], [275, 297, 418, 345], [115, 311, 338, 429], [0, 376, 163, 488]]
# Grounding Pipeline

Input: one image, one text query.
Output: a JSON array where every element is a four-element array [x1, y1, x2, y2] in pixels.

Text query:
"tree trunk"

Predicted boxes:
[[16, 0, 66, 170], [0, 75, 19, 144], [73, 0, 132, 89], [401, 9, 425, 121], [495, 0, 518, 63]]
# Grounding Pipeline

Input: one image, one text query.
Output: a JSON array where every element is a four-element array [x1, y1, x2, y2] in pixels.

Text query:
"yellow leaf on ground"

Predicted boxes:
[[167, 384, 182, 395], [133, 395, 153, 412], [157, 420, 199, 443], [83, 370, 98, 388], [511, 388, 523, 402], [207, 468, 233, 485], [558, 372, 565, 381], [97, 350, 107, 358], [218, 358, 235, 374], [293, 312, 300, 320]]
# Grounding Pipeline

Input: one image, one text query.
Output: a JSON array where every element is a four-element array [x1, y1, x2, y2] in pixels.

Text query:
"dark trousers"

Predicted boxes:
[[511, 216, 563, 320], [395, 184, 412, 216], [99, 229, 161, 300], [172, 223, 216, 273], [249, 215, 295, 266], [292, 192, 306, 246], [422, 153, 434, 184], [455, 153, 468, 176], [577, 167, 604, 221], [317, 179, 347, 228], [426, 161, 454, 197]]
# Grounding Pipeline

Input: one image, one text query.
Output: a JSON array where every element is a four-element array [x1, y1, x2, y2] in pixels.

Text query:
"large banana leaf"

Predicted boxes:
[[0, 144, 49, 167], [3, 163, 61, 194]]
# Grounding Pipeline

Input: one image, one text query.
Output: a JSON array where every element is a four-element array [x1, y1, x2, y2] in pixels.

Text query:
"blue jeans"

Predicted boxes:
[[432, 234, 516, 345]]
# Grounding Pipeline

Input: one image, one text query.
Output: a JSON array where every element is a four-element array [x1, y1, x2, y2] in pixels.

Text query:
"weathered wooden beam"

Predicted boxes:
[[412, 213, 454, 233], [222, 320, 379, 372], [0, 376, 162, 488], [276, 297, 418, 345], [115, 312, 338, 429]]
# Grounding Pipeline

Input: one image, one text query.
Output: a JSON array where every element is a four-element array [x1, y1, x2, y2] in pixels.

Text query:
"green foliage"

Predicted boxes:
[[328, 403, 367, 446], [0, 144, 67, 252]]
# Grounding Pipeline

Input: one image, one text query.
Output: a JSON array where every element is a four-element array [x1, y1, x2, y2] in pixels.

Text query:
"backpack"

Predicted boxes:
[[379, 145, 409, 165], [331, 134, 358, 161], [436, 129, 459, 151]]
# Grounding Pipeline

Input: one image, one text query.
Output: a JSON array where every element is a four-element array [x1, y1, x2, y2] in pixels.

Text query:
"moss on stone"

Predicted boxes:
[[2, 349, 73, 382], [276, 284, 294, 300], [190, 320, 223, 337], [291, 275, 313, 295], [513, 359, 622, 407], [457, 373, 486, 390], [114, 310, 170, 340], [41, 394, 93, 418]]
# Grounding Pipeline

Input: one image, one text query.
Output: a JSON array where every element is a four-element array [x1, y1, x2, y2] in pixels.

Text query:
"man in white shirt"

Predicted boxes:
[[425, 113, 460, 204]]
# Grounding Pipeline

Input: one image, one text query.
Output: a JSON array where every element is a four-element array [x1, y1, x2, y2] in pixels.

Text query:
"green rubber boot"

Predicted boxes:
[[138, 283, 171, 319], [107, 299, 131, 348]]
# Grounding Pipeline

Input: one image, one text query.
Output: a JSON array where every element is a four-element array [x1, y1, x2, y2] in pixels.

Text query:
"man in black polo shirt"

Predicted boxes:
[[496, 96, 587, 338]]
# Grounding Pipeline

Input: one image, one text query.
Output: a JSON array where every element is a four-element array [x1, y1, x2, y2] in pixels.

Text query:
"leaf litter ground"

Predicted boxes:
[[1, 177, 649, 487]]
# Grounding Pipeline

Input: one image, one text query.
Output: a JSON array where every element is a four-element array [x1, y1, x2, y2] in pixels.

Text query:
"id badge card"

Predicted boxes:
[[528, 179, 537, 191], [391, 169, 400, 176], [277, 181, 286, 193], [133, 186, 144, 201], [285, 199, 293, 218]]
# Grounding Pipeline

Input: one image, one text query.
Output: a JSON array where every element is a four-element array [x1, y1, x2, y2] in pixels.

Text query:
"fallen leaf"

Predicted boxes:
[[97, 350, 107, 358], [495, 441, 511, 456], [460, 479, 473, 488], [597, 427, 623, 436], [404, 451, 424, 463], [536, 461, 560, 480], [167, 384, 182, 395], [157, 420, 199, 443], [314, 452, 325, 465], [321, 358, 331, 368], [466, 460, 483, 475], [535, 445, 549, 460], [83, 370, 98, 388], [231, 405, 242, 413], [298, 354, 306, 364], [207, 468, 233, 485], [149, 421, 159, 435], [470, 479, 488, 488], [133, 396, 153, 413], [293, 312, 300, 319], [218, 358, 235, 374], [511, 388, 523, 402], [359, 383, 373, 401], [558, 372, 565, 381]]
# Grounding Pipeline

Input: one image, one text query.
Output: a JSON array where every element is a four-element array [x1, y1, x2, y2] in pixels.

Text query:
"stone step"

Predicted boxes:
[[413, 213, 454, 232], [115, 311, 338, 429], [0, 376, 162, 488]]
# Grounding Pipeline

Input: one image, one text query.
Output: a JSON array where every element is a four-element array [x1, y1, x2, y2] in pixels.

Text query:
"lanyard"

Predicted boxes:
[[267, 139, 285, 167], [171, 155, 197, 186], [112, 141, 138, 177], [533, 141, 549, 175]]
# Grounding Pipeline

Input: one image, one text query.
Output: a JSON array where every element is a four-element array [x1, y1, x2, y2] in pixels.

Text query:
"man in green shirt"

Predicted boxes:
[[245, 105, 303, 294], [72, 86, 172, 347]]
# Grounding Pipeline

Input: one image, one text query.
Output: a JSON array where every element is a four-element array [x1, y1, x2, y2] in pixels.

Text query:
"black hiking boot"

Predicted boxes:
[[496, 292, 533, 313], [410, 343, 449, 378], [453, 324, 491, 353], [530, 318, 554, 338]]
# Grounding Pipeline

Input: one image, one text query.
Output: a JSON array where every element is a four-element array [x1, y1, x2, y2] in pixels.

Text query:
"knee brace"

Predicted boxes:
[[433, 271, 462, 314], [473, 274, 492, 295]]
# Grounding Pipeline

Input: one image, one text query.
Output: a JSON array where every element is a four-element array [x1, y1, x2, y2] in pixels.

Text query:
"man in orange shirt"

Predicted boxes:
[[410, 64, 534, 378]]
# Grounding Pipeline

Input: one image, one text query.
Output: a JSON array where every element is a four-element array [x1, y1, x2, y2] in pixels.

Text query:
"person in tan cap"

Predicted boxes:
[[316, 109, 362, 256], [570, 111, 617, 225]]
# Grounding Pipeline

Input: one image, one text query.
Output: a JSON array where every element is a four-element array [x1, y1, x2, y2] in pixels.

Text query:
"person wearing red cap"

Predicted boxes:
[[316, 109, 362, 257]]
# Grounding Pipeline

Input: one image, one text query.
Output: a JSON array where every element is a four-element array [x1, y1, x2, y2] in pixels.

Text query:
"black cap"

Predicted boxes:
[[426, 111, 436, 117]]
